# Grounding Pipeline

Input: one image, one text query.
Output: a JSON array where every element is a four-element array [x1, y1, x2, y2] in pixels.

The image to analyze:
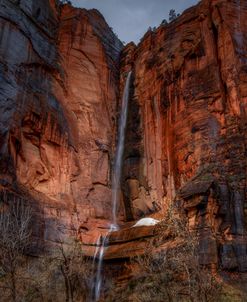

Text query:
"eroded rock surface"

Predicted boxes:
[[0, 0, 246, 272], [120, 0, 247, 271], [0, 0, 123, 250]]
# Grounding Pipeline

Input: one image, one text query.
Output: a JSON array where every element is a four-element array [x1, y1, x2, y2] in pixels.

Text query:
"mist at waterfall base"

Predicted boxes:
[[90, 71, 132, 301]]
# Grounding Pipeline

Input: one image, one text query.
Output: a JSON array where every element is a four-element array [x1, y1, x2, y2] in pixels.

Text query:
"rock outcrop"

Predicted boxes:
[[120, 0, 247, 271]]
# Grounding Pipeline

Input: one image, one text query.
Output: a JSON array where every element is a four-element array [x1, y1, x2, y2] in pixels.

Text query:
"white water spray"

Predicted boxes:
[[91, 71, 132, 301]]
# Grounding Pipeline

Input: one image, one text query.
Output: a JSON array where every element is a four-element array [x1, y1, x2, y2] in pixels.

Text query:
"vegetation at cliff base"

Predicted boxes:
[[107, 204, 223, 302]]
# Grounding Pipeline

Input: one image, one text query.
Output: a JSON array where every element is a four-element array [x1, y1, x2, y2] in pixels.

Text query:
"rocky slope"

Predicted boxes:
[[0, 0, 246, 273]]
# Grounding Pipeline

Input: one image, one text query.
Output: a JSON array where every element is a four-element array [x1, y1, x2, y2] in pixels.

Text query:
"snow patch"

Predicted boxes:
[[132, 218, 160, 228]]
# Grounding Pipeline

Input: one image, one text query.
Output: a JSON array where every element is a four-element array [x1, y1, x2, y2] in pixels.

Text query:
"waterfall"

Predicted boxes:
[[91, 71, 132, 301], [90, 237, 101, 300], [94, 234, 109, 301], [112, 71, 132, 228]]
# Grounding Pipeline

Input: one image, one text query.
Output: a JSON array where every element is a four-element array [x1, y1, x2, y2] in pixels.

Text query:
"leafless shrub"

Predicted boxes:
[[54, 238, 92, 302], [0, 196, 32, 302], [0, 194, 92, 302], [20, 235, 92, 302]]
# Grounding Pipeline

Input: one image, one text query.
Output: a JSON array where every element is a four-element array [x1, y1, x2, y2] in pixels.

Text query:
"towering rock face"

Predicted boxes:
[[120, 0, 247, 271], [0, 0, 246, 272], [0, 0, 123, 249], [57, 5, 122, 222]]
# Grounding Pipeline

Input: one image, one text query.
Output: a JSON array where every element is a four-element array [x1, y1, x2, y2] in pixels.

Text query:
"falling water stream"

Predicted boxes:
[[111, 70, 132, 229], [91, 71, 132, 301], [93, 234, 109, 301]]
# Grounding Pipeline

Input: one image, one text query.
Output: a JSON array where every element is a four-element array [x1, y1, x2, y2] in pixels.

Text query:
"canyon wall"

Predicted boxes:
[[120, 0, 247, 271], [0, 0, 246, 272], [0, 0, 123, 250]]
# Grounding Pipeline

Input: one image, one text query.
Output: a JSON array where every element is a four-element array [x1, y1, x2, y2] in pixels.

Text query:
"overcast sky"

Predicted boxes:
[[71, 0, 199, 43]]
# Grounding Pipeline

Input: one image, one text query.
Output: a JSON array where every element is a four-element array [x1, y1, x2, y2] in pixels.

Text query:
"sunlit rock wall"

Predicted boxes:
[[0, 0, 123, 250], [0, 0, 246, 271], [120, 0, 247, 271]]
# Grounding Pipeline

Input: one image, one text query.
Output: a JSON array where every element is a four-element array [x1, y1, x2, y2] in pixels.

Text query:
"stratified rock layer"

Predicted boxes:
[[0, 0, 123, 250], [120, 0, 247, 271], [0, 0, 246, 272]]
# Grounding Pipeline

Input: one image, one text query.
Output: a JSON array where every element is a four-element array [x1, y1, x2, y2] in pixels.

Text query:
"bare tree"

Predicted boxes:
[[0, 197, 32, 302], [59, 239, 91, 301], [0, 196, 91, 302], [38, 237, 92, 302]]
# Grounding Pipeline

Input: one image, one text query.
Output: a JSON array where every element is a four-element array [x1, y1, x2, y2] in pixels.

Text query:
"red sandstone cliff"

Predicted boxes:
[[0, 0, 123, 250], [0, 0, 246, 273], [120, 0, 247, 271]]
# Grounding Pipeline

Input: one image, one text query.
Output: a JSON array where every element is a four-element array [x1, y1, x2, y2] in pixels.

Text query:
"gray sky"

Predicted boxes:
[[71, 0, 199, 43]]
